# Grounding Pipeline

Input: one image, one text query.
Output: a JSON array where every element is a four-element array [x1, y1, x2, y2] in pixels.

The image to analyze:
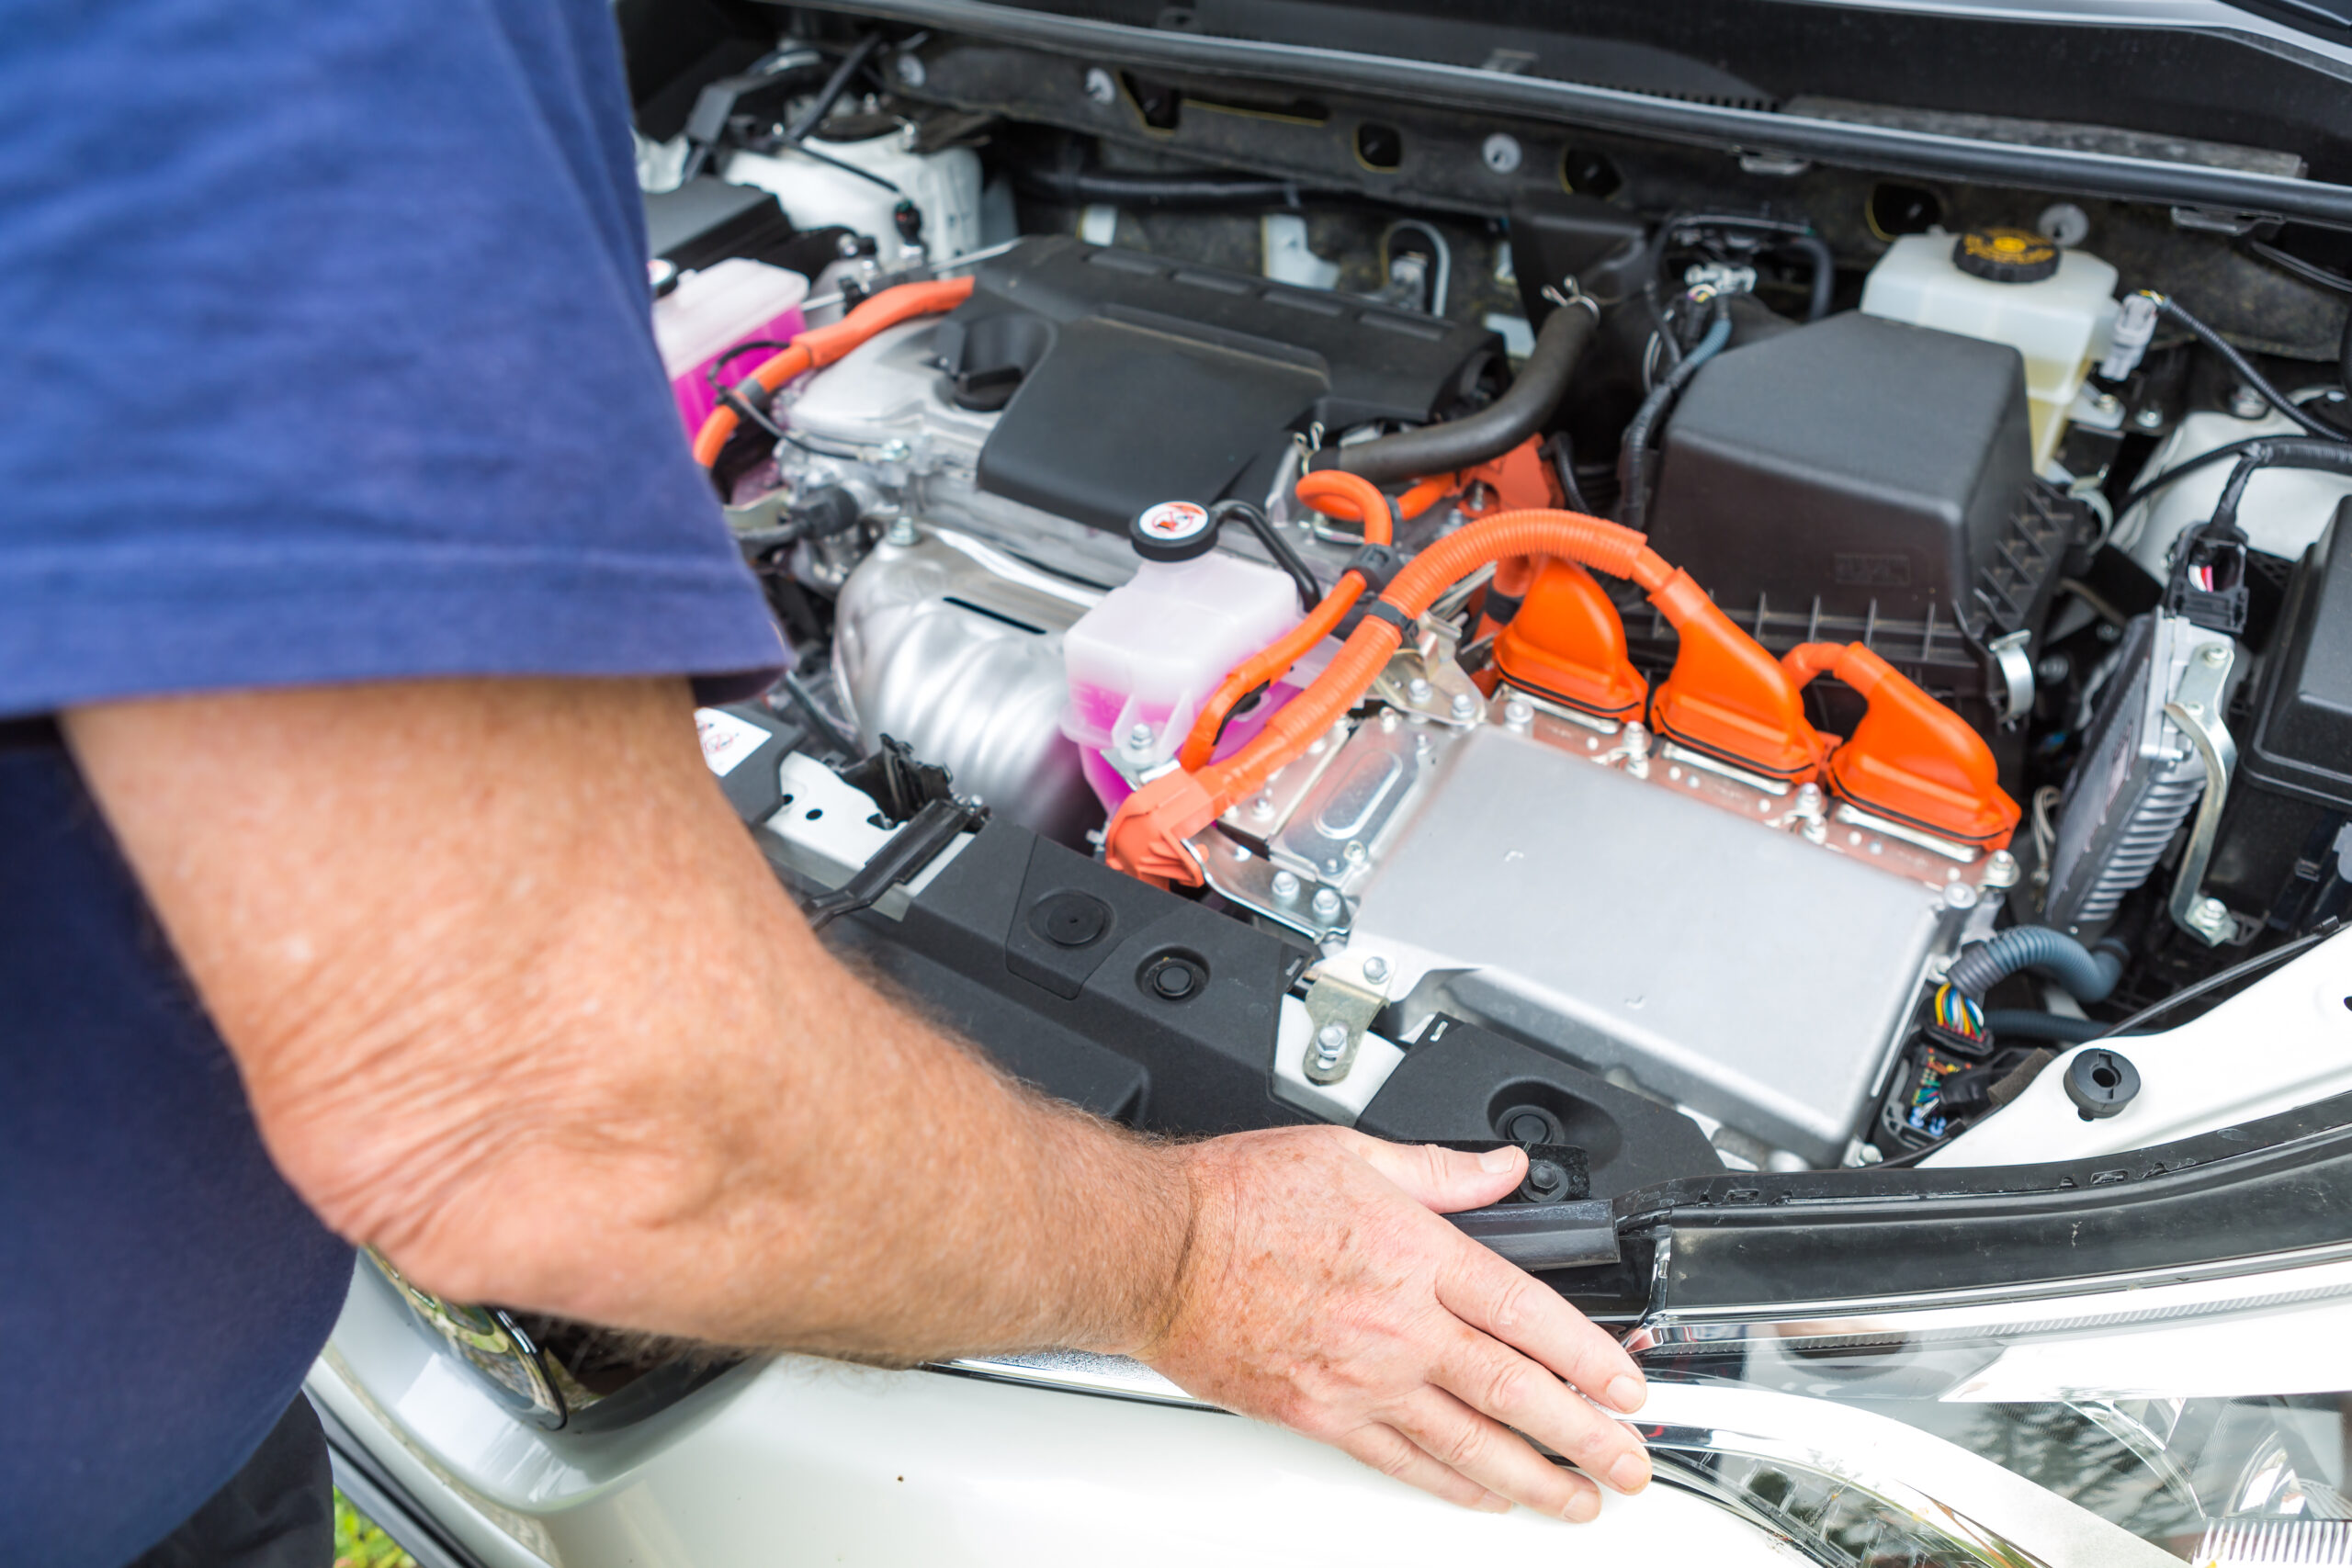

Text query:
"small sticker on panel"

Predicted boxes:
[[695, 707, 770, 777]]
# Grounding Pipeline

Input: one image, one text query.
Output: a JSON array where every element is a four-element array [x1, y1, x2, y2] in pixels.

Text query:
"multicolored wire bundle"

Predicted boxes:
[[1931, 983, 1985, 1043]]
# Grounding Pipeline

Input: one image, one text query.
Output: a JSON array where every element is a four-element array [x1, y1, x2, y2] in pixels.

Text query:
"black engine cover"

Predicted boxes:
[[934, 237, 1501, 531]]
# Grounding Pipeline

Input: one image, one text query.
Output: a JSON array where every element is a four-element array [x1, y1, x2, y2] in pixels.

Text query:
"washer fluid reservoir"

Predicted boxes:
[[1063, 502, 1304, 813], [1861, 229, 2118, 468]]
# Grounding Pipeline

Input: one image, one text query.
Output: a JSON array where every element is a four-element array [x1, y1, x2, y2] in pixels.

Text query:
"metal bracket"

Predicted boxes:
[[1986, 629, 2035, 724], [2165, 640, 2240, 946], [1369, 620, 1485, 727], [1300, 950, 1393, 1086]]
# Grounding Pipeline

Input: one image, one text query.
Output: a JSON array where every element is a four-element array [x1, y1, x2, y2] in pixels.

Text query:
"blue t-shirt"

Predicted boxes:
[[0, 2, 786, 1562]]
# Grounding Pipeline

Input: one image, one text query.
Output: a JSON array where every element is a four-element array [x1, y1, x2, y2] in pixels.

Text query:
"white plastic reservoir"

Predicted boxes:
[[1862, 231, 2119, 468], [1063, 508, 1302, 812], [726, 127, 982, 267]]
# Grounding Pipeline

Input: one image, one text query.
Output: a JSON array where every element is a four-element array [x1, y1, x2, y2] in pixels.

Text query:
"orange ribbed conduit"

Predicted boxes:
[[1109, 508, 1681, 884], [690, 276, 977, 469], [1174, 471, 1396, 773]]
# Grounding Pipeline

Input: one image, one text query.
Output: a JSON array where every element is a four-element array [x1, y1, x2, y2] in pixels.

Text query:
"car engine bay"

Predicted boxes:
[[626, 5, 2352, 1224]]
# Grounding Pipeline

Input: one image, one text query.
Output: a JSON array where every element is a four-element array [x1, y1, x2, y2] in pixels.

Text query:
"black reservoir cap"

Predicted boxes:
[[1953, 228, 2062, 284]]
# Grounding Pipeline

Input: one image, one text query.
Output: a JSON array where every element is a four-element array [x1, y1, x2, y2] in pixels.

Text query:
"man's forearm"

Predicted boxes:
[[65, 676, 1189, 1360]]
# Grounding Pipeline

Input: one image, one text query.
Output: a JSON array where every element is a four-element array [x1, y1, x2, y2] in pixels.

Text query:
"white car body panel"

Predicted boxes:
[[311, 1264, 1794, 1566]]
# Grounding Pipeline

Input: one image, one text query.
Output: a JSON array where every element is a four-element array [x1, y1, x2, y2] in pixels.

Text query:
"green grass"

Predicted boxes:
[[334, 1491, 417, 1568]]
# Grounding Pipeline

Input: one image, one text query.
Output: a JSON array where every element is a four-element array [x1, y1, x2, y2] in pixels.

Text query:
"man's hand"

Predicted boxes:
[[1145, 1128, 1649, 1520], [65, 675, 1646, 1518]]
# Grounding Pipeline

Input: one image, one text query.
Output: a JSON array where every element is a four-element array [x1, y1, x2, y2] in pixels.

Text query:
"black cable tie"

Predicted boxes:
[[1346, 543, 1403, 595], [1359, 600, 1414, 636]]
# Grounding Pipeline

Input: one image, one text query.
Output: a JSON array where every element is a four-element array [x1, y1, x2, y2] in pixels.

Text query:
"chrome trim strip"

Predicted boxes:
[[801, 0, 2352, 227], [1634, 1243, 2352, 1352], [934, 1348, 1219, 1409]]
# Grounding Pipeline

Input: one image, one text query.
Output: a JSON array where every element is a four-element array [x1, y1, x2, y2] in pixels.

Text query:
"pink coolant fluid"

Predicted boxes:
[[651, 259, 809, 432], [1062, 529, 1311, 815]]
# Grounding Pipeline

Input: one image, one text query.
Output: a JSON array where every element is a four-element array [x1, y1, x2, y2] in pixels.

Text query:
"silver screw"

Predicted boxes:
[[2201, 644, 2231, 666], [883, 514, 919, 547], [1450, 691, 1478, 720], [1344, 840, 1367, 864], [2196, 896, 2231, 931], [1481, 133, 1522, 175], [2133, 406, 2166, 432], [894, 52, 927, 87], [1126, 722, 1154, 750], [1943, 881, 1980, 910], [1083, 66, 1117, 104], [1270, 869, 1301, 900], [1311, 1022, 1349, 1073], [876, 437, 912, 464], [1983, 850, 2020, 889], [2093, 391, 2121, 415], [1250, 792, 1275, 818], [1310, 886, 1343, 920], [1407, 676, 1433, 704], [1362, 955, 1390, 984], [1795, 782, 1825, 813], [2230, 384, 2269, 421], [1503, 697, 1533, 728]]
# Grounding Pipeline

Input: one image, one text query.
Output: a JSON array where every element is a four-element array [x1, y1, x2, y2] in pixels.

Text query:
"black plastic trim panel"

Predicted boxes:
[[1617, 1089, 2352, 1310], [789, 0, 2352, 225]]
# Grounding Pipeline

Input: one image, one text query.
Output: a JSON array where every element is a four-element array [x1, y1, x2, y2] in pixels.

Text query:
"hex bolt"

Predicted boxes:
[[894, 52, 927, 87], [1943, 881, 1980, 911], [2200, 644, 2231, 667], [1450, 691, 1478, 720], [2230, 384, 2269, 421], [1310, 886, 1343, 920], [1270, 869, 1302, 900], [883, 514, 919, 547], [1310, 1021, 1350, 1074], [1083, 66, 1117, 104], [1794, 782, 1825, 813], [2133, 405, 2166, 432], [1481, 133, 1522, 175], [1126, 722, 1154, 750], [1503, 697, 1533, 728], [1407, 676, 1434, 704], [1250, 792, 1276, 818], [876, 437, 912, 464], [1982, 850, 2020, 889], [1362, 954, 1390, 984]]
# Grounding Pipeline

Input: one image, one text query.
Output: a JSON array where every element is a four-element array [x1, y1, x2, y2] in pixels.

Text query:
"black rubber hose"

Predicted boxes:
[[1211, 500, 1322, 615], [1311, 303, 1600, 486], [2150, 294, 2349, 444], [1618, 294, 1732, 535], [784, 34, 884, 143], [2211, 438, 2352, 535], [1780, 233, 1835, 321], [1982, 1009, 2109, 1044], [1014, 165, 1322, 209]]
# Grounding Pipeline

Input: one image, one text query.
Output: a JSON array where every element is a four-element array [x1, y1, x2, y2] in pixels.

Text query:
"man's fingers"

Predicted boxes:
[[1351, 1135, 1524, 1214], [1336, 1423, 1510, 1515], [1438, 1242, 1648, 1417], [1387, 1387, 1605, 1521], [1433, 1329, 1652, 1496]]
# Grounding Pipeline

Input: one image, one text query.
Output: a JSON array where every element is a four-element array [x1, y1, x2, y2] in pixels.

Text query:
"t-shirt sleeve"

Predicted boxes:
[[0, 0, 787, 718]]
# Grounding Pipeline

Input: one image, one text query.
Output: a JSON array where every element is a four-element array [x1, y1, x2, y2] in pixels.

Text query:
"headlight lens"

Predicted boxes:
[[1630, 1251, 2352, 1564]]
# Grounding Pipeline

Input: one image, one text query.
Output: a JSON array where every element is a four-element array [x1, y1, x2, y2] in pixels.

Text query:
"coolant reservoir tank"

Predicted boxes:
[[1062, 502, 1302, 812], [1861, 229, 2118, 468]]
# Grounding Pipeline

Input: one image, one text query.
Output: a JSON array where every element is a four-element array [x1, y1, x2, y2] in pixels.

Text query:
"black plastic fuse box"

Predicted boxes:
[[2206, 505, 2352, 931]]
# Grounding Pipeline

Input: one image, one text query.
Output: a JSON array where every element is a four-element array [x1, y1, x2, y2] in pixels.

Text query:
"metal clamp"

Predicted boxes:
[[1300, 950, 1394, 1085], [1985, 629, 2035, 724], [2165, 640, 2240, 946]]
